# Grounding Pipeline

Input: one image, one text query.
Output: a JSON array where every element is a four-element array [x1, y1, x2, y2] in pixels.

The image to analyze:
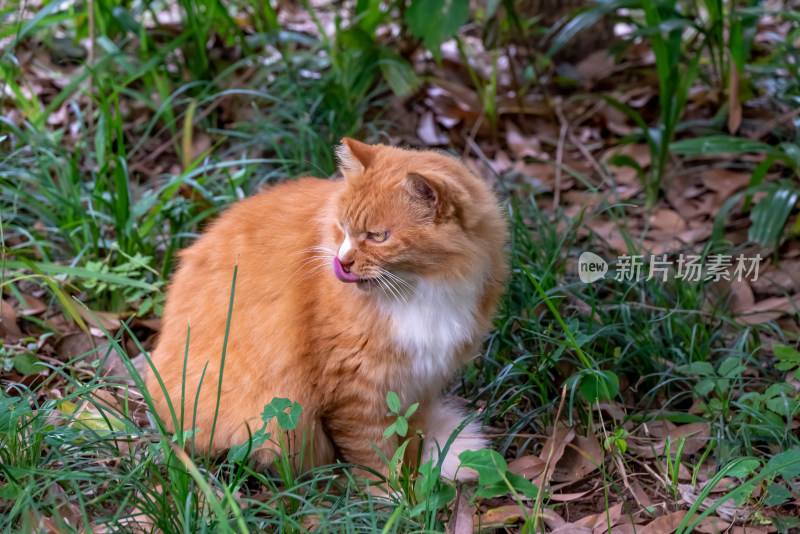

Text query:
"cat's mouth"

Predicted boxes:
[[333, 257, 361, 283]]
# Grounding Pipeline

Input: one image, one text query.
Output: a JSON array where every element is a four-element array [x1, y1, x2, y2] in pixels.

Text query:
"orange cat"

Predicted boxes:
[[147, 139, 508, 480]]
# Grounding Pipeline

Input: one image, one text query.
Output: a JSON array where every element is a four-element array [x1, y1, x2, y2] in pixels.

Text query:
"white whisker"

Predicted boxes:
[[375, 278, 391, 301], [379, 268, 419, 299], [379, 275, 408, 308], [290, 245, 336, 256], [378, 277, 405, 308], [278, 255, 331, 292]]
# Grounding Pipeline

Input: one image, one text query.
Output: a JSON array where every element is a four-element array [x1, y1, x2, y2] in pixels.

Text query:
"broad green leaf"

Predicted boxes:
[[378, 49, 419, 98], [764, 484, 793, 507], [382, 423, 397, 439], [766, 396, 800, 417], [13, 352, 43, 375], [409, 484, 455, 517], [354, 0, 385, 34], [228, 426, 269, 463], [75, 410, 127, 435], [694, 378, 716, 397], [395, 416, 408, 437], [578, 370, 620, 402], [458, 448, 507, 486], [386, 391, 401, 413], [262, 397, 303, 430], [475, 479, 511, 499], [0, 482, 18, 500], [764, 383, 795, 398], [406, 0, 469, 61], [777, 360, 800, 372], [767, 448, 800, 482], [677, 361, 715, 376], [414, 459, 441, 496], [773, 345, 800, 363], [718, 357, 745, 379], [61, 400, 127, 436], [507, 472, 539, 500], [725, 458, 759, 478]]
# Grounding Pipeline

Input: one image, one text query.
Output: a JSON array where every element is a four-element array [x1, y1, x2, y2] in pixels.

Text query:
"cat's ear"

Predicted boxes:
[[404, 172, 443, 214], [404, 172, 475, 226], [336, 138, 376, 177]]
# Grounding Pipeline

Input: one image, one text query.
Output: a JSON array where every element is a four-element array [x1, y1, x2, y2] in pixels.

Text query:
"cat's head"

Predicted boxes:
[[327, 138, 507, 293]]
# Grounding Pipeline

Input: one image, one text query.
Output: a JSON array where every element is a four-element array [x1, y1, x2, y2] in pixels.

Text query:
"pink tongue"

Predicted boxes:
[[333, 257, 360, 283]]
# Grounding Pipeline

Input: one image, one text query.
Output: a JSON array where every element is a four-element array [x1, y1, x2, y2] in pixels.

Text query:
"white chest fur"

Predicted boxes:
[[382, 278, 482, 385]]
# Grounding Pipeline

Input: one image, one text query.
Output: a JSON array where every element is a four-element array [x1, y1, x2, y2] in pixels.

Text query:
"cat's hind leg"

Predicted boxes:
[[422, 398, 488, 481]]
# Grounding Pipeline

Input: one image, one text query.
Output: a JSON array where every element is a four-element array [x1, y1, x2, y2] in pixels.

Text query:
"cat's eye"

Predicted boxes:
[[367, 231, 390, 243]]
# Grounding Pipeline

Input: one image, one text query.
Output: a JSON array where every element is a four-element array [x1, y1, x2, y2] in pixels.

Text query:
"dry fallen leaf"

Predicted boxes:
[[665, 422, 712, 455], [548, 489, 592, 502], [736, 294, 800, 325], [694, 516, 731, 534], [536, 426, 575, 487], [551, 431, 603, 483], [1, 299, 23, 342], [75, 307, 124, 331], [750, 259, 800, 298], [575, 50, 616, 86], [599, 103, 637, 136], [728, 280, 756, 314], [446, 485, 473, 534], [649, 209, 687, 234], [514, 162, 557, 187], [571, 502, 623, 534], [473, 505, 533, 529], [563, 190, 604, 209], [507, 454, 546, 479], [629, 422, 710, 458], [19, 294, 47, 316], [54, 332, 105, 362], [701, 168, 751, 195], [629, 479, 654, 508], [551, 525, 594, 534], [603, 143, 652, 169], [639, 510, 690, 534], [506, 120, 544, 159]]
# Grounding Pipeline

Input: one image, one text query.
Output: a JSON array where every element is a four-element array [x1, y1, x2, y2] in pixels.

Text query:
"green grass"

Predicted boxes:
[[3, 0, 800, 532]]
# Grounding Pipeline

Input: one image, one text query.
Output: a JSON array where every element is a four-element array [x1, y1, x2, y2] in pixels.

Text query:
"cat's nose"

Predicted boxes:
[[340, 258, 355, 273]]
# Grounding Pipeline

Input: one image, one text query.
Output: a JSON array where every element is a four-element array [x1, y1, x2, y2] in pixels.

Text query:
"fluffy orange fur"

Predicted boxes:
[[147, 139, 508, 480]]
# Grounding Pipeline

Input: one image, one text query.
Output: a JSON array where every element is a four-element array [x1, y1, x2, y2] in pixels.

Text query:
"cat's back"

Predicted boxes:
[[182, 177, 339, 267], [156, 177, 341, 357]]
